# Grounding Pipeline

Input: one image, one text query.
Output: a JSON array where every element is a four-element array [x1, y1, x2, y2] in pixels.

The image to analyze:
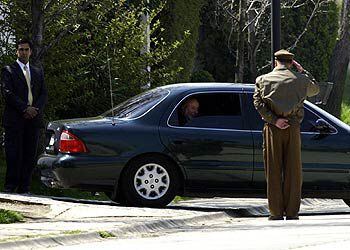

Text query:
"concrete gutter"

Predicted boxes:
[[0, 211, 228, 250]]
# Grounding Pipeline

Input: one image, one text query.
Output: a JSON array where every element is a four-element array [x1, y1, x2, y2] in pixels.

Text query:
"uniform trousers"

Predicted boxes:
[[263, 123, 302, 217]]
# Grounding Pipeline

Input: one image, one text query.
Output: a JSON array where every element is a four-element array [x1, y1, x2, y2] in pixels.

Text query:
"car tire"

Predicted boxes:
[[343, 199, 350, 207], [120, 156, 180, 207]]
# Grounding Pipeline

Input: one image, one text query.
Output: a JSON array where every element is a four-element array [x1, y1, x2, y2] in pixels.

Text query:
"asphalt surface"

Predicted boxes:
[[0, 193, 349, 250]]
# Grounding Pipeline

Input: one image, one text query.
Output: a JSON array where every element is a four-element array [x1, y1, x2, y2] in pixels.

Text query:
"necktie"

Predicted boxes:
[[23, 65, 33, 106]]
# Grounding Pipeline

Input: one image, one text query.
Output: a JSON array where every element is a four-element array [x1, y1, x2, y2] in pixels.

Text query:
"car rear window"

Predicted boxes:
[[102, 88, 170, 119]]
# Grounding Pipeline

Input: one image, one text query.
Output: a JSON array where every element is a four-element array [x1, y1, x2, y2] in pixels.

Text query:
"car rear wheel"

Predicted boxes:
[[343, 199, 350, 207], [120, 156, 179, 207]]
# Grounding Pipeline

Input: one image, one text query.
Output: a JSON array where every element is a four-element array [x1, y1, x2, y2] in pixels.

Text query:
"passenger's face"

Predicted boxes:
[[185, 100, 199, 118], [17, 43, 32, 64]]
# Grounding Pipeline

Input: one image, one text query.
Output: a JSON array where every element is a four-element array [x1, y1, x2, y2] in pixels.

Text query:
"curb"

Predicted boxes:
[[0, 193, 115, 206], [0, 197, 47, 206], [0, 211, 229, 250], [2, 196, 348, 249], [0, 194, 271, 249]]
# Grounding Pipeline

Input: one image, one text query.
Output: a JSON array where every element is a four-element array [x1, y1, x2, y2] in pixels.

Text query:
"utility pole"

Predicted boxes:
[[271, 0, 281, 69]]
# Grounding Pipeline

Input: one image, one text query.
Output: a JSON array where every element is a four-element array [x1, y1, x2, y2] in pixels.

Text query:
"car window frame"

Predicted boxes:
[[167, 90, 250, 132]]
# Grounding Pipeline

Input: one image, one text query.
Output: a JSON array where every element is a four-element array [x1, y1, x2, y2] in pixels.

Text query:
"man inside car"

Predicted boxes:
[[178, 97, 199, 126]]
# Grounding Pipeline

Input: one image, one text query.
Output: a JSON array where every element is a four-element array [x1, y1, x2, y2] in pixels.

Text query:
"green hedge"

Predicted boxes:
[[280, 1, 338, 81], [196, 1, 338, 83], [160, 0, 206, 83]]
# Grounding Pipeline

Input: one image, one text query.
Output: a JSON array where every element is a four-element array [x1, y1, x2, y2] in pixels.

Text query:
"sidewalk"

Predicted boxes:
[[0, 193, 349, 249]]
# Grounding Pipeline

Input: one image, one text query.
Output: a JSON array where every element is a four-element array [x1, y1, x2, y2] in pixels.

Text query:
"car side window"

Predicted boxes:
[[246, 94, 264, 131], [169, 92, 244, 129], [301, 107, 332, 132]]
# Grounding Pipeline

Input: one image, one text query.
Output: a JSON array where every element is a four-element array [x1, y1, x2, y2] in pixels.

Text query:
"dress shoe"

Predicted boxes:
[[17, 190, 31, 194], [268, 215, 284, 220], [286, 216, 299, 220], [19, 192, 32, 196], [3, 188, 15, 193], [17, 187, 30, 194]]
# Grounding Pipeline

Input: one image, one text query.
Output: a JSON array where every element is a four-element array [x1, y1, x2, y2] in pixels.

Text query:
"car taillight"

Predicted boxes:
[[59, 130, 87, 153]]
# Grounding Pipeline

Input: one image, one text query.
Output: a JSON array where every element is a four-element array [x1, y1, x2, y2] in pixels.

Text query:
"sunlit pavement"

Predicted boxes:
[[1, 193, 350, 249], [51, 214, 350, 250]]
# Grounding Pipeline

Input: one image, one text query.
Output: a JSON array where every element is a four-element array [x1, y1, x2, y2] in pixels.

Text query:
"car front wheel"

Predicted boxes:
[[120, 156, 180, 207]]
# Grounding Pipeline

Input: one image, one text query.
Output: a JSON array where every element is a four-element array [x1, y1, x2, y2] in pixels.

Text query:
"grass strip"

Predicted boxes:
[[0, 209, 24, 224], [99, 231, 115, 238]]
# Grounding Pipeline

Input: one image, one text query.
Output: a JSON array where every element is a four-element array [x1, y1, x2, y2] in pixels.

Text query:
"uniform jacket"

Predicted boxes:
[[1, 62, 47, 128], [253, 65, 319, 125]]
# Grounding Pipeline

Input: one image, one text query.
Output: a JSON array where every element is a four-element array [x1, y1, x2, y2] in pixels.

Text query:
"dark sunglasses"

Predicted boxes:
[[18, 48, 30, 52]]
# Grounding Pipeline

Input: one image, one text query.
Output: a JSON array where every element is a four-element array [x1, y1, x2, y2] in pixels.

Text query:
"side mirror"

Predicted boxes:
[[313, 119, 336, 133], [308, 82, 333, 105]]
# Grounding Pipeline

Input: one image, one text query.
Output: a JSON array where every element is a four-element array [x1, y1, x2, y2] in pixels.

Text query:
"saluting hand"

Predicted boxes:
[[292, 60, 304, 73], [275, 118, 290, 129]]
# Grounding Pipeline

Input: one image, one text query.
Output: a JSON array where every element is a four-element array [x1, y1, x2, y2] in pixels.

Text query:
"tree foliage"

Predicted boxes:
[[190, 70, 215, 82], [195, 0, 237, 82], [0, 0, 342, 120], [43, 0, 185, 119], [325, 0, 350, 117], [0, 0, 185, 121], [159, 0, 206, 83], [197, 0, 338, 84], [281, 1, 338, 81]]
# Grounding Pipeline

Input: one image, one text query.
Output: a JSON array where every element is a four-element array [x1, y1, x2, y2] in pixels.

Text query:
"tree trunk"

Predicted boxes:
[[235, 0, 246, 82], [31, 0, 44, 67], [325, 0, 350, 117], [247, 8, 257, 83], [140, 0, 151, 89]]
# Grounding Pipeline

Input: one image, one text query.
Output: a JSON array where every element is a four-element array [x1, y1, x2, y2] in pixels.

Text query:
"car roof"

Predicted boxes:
[[159, 82, 255, 92]]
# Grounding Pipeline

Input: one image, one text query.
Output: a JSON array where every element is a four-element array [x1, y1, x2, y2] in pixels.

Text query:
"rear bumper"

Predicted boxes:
[[38, 154, 62, 188], [37, 153, 127, 190]]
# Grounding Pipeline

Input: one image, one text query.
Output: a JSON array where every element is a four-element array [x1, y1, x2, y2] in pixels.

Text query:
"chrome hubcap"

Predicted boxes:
[[134, 163, 170, 200]]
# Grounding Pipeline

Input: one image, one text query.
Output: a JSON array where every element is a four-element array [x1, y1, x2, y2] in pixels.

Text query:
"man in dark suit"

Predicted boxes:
[[1, 39, 47, 194]]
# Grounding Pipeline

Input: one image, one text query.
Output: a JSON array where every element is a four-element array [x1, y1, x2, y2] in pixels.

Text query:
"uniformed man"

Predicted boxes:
[[253, 49, 319, 220]]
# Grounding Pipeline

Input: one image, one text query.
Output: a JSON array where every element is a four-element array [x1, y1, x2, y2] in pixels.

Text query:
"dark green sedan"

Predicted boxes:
[[38, 83, 350, 207]]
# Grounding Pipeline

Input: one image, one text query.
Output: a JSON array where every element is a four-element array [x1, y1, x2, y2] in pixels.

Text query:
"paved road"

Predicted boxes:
[[50, 213, 350, 250], [1, 194, 349, 249]]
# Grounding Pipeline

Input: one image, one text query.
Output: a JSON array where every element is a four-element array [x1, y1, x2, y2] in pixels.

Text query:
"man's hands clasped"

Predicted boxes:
[[23, 106, 39, 119], [275, 118, 290, 129]]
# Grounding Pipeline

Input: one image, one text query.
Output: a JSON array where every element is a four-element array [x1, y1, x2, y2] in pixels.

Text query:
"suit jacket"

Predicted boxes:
[[1, 62, 48, 128]]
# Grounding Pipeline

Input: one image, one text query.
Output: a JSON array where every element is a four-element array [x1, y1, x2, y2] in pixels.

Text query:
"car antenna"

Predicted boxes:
[[107, 48, 116, 126]]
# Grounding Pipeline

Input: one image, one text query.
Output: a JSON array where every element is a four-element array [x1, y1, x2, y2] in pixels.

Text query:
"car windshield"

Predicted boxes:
[[102, 88, 169, 119]]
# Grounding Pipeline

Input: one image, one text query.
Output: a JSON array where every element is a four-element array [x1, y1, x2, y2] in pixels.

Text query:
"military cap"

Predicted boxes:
[[274, 49, 294, 60]]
